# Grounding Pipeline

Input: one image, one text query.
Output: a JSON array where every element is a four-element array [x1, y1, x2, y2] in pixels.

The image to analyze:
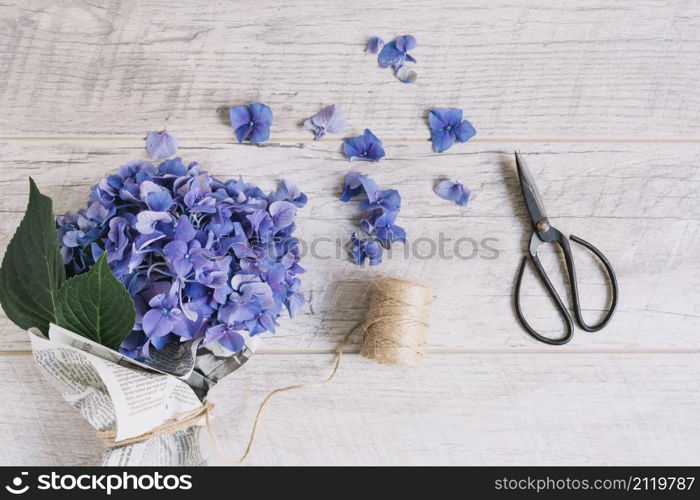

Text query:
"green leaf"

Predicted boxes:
[[0, 178, 66, 334], [55, 253, 136, 350]]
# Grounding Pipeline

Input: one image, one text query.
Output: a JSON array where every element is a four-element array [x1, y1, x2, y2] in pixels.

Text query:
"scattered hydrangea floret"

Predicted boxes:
[[57, 158, 306, 358], [378, 35, 417, 70], [434, 179, 471, 206], [376, 34, 418, 83], [343, 129, 385, 162], [429, 108, 476, 153], [365, 36, 384, 54], [146, 131, 178, 160], [229, 103, 273, 144], [303, 104, 346, 140], [341, 172, 406, 265]]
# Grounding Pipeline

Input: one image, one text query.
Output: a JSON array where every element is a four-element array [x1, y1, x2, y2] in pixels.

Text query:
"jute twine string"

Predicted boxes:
[[97, 401, 215, 449], [360, 278, 432, 367], [98, 277, 432, 464]]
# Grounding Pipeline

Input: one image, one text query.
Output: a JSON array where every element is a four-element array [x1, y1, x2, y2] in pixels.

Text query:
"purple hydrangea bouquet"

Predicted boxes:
[[0, 156, 307, 465], [57, 157, 306, 358]]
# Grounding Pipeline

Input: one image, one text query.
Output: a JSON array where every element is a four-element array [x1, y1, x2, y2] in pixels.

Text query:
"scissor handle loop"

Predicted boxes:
[[514, 231, 619, 345], [515, 236, 574, 345], [566, 234, 619, 332]]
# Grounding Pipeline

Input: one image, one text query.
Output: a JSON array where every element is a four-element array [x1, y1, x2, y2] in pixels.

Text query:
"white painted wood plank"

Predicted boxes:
[[2, 352, 699, 465], [1, 0, 699, 138], [0, 141, 698, 351]]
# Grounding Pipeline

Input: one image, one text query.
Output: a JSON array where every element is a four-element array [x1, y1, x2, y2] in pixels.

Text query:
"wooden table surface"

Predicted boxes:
[[1, 0, 699, 465]]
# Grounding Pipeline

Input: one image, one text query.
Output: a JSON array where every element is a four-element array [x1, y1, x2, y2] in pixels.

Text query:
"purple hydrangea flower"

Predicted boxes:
[[303, 104, 346, 140], [340, 172, 405, 265], [378, 35, 417, 70], [343, 129, 385, 162], [429, 108, 476, 153], [229, 103, 273, 144], [434, 179, 471, 206], [56, 159, 307, 358], [146, 131, 178, 160], [365, 36, 384, 54], [340, 171, 376, 202]]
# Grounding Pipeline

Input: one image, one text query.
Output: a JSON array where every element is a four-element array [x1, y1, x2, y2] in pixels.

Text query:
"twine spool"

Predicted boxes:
[[360, 278, 433, 366]]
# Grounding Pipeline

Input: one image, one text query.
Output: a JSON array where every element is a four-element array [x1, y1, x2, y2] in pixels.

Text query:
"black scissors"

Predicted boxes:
[[513, 151, 618, 345]]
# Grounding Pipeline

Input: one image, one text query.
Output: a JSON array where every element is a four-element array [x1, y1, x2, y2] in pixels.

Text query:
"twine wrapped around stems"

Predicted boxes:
[[97, 401, 214, 449]]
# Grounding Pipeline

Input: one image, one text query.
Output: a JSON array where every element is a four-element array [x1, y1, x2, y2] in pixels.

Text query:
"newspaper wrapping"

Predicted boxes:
[[28, 324, 259, 466]]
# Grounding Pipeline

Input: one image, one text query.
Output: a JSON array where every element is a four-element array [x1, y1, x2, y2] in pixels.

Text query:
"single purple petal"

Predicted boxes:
[[219, 302, 255, 323], [158, 157, 187, 177], [365, 142, 386, 162], [259, 313, 276, 333], [146, 131, 178, 160], [219, 330, 245, 352], [324, 108, 346, 135], [269, 201, 297, 228], [249, 122, 271, 144], [364, 240, 383, 266], [395, 35, 417, 52], [174, 215, 196, 242], [340, 171, 367, 202], [135, 211, 172, 234], [434, 179, 471, 206], [204, 324, 227, 343], [429, 109, 449, 130], [235, 124, 252, 143], [286, 291, 305, 318], [431, 129, 456, 153], [275, 179, 307, 207], [249, 102, 273, 127], [146, 190, 173, 212], [142, 309, 175, 338], [62, 230, 83, 248], [454, 119, 477, 143], [163, 240, 191, 277], [342, 135, 366, 160], [365, 36, 384, 54], [171, 311, 201, 339], [445, 108, 464, 127], [305, 104, 346, 140], [229, 106, 252, 130], [359, 175, 380, 200]]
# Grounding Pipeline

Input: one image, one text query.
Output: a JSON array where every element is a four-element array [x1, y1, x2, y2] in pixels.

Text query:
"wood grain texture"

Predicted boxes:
[[2, 352, 699, 466], [0, 141, 697, 351], [0, 0, 699, 466], [0, 0, 699, 138]]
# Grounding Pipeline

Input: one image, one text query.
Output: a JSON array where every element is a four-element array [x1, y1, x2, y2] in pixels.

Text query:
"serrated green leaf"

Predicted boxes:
[[55, 253, 136, 350], [0, 178, 66, 333]]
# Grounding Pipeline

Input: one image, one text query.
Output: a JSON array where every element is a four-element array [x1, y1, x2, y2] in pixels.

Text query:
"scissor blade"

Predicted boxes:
[[515, 151, 548, 228]]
